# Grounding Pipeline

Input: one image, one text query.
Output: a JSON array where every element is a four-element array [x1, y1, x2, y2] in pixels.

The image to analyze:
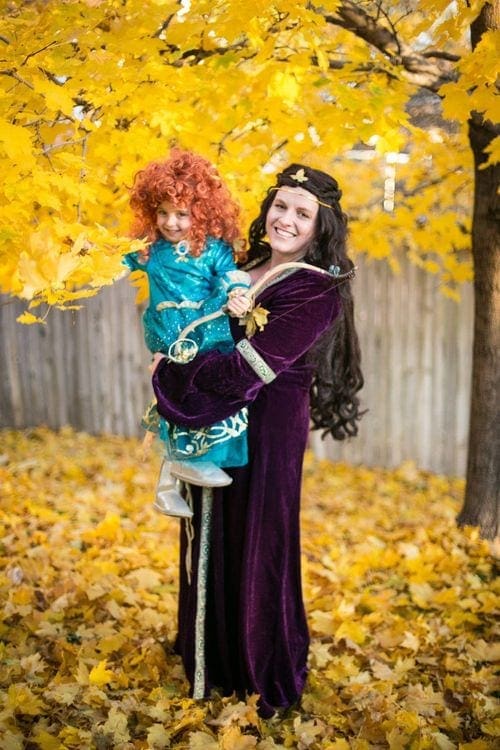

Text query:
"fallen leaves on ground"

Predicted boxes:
[[0, 427, 497, 749]]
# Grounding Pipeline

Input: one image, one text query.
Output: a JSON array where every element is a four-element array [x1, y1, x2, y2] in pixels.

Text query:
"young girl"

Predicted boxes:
[[123, 149, 251, 518]]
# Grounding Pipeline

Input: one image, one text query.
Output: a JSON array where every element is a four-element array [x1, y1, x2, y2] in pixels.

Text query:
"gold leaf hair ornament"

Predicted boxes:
[[270, 186, 333, 210], [290, 168, 308, 183]]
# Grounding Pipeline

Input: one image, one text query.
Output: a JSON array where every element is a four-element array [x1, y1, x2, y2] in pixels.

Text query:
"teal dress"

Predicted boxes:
[[123, 236, 250, 468]]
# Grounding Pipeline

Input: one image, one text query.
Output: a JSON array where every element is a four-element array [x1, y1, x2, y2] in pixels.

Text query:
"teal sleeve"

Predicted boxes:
[[122, 251, 144, 272], [208, 239, 251, 294]]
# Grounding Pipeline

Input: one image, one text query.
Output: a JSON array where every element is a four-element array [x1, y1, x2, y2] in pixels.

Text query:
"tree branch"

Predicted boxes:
[[0, 69, 35, 90], [21, 41, 58, 67], [317, 0, 459, 93]]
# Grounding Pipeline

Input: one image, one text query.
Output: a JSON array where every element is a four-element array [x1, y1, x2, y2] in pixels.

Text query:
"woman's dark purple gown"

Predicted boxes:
[[153, 269, 340, 717]]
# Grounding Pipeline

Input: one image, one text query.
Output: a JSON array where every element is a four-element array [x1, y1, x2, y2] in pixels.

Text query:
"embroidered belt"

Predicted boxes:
[[156, 299, 204, 312], [236, 339, 276, 384]]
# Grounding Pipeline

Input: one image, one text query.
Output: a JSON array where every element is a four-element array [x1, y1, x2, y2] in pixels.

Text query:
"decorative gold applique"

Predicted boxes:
[[168, 410, 248, 459], [236, 339, 276, 384], [239, 304, 270, 338], [290, 168, 308, 183]]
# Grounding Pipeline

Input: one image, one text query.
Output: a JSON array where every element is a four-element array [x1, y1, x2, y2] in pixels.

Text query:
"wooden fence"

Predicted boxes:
[[0, 257, 473, 476]]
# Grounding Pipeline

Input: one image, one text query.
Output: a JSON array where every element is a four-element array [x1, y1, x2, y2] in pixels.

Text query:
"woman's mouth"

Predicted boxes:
[[274, 226, 296, 239]]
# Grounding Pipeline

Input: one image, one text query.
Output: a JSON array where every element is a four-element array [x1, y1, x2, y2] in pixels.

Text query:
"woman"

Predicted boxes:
[[151, 163, 364, 717]]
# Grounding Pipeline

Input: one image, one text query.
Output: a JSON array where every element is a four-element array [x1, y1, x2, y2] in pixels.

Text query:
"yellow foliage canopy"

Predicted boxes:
[[0, 0, 495, 316]]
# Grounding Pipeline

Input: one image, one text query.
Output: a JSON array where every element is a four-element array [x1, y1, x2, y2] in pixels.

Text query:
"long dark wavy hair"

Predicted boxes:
[[246, 163, 365, 440]]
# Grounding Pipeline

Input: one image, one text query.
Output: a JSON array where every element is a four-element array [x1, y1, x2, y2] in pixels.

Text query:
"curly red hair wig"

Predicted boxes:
[[130, 148, 245, 259]]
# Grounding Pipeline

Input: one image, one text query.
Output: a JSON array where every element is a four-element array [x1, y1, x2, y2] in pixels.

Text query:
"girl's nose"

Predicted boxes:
[[165, 213, 177, 226]]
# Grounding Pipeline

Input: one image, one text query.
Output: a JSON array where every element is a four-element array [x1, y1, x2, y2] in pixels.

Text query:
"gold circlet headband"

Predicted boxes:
[[270, 186, 333, 210]]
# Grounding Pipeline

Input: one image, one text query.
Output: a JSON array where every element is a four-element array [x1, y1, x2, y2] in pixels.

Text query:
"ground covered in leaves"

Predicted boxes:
[[0, 427, 498, 750]]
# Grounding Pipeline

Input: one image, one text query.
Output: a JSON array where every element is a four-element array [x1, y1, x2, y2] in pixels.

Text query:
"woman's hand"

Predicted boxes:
[[149, 352, 166, 374]]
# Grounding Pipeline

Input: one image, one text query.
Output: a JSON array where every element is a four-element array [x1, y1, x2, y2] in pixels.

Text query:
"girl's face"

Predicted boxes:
[[265, 187, 319, 262], [156, 201, 192, 243]]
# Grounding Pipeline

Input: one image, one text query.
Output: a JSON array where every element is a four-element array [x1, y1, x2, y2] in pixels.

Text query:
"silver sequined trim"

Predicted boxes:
[[236, 339, 276, 384], [156, 299, 203, 312], [192, 486, 213, 699]]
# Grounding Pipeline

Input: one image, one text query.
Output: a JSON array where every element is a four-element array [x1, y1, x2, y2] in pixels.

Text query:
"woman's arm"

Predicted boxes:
[[152, 272, 341, 428]]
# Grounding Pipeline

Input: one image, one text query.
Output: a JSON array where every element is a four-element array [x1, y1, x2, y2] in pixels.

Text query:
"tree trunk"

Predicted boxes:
[[457, 2, 500, 539]]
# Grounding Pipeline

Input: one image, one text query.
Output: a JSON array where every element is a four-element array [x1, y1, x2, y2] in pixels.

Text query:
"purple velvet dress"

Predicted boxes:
[[152, 268, 341, 717]]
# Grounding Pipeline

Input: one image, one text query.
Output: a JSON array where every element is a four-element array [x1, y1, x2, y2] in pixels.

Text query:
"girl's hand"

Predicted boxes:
[[138, 248, 150, 264], [149, 352, 166, 374], [226, 292, 252, 318]]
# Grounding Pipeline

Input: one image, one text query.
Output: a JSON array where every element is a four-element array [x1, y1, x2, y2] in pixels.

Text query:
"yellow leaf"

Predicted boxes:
[[16, 251, 49, 300], [32, 729, 62, 750], [0, 119, 34, 162], [148, 724, 171, 749], [335, 620, 367, 645], [267, 70, 300, 107], [88, 660, 114, 687], [172, 707, 207, 736], [480, 134, 500, 169], [309, 609, 337, 637], [128, 268, 150, 304], [401, 631, 420, 652], [431, 732, 456, 750], [391, 709, 420, 733], [467, 640, 500, 662], [209, 697, 260, 728], [220, 726, 257, 750], [34, 79, 77, 115], [239, 305, 270, 338], [126, 567, 163, 589], [16, 311, 47, 325], [0, 731, 24, 750], [101, 706, 130, 744], [88, 512, 122, 541], [45, 684, 81, 706], [5, 684, 46, 716], [188, 733, 219, 750], [97, 632, 128, 655]]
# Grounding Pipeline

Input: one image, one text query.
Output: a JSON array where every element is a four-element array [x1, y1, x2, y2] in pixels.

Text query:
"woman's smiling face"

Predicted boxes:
[[265, 187, 319, 262]]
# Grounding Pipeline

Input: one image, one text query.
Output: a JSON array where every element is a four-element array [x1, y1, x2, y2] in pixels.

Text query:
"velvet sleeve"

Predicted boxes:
[[152, 271, 341, 429]]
